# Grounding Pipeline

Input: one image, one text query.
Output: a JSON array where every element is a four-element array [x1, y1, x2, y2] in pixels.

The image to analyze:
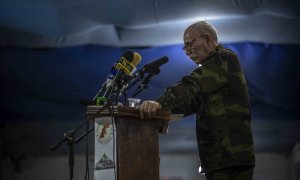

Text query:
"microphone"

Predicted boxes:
[[132, 52, 142, 70], [131, 68, 161, 98], [106, 52, 141, 88], [117, 52, 142, 92], [124, 56, 168, 95], [101, 51, 142, 101], [96, 51, 134, 98], [115, 52, 141, 76], [139, 56, 169, 74]]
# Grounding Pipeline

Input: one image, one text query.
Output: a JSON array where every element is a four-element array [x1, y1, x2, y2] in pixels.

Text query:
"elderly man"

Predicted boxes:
[[139, 21, 255, 180]]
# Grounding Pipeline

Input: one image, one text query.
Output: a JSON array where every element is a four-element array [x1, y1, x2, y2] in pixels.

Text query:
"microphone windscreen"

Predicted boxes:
[[132, 52, 142, 66], [121, 51, 134, 62]]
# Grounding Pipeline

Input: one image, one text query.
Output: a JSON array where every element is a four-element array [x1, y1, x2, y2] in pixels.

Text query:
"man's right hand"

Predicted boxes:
[[139, 100, 162, 120]]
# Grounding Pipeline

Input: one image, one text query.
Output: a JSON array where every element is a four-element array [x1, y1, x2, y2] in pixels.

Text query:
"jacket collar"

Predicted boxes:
[[201, 44, 223, 64]]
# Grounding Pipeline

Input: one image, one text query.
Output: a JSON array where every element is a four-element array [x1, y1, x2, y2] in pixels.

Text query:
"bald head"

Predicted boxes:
[[185, 21, 218, 43], [183, 21, 219, 64]]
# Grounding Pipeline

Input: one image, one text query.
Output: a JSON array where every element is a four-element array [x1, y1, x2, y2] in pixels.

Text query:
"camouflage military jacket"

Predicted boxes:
[[156, 45, 255, 172]]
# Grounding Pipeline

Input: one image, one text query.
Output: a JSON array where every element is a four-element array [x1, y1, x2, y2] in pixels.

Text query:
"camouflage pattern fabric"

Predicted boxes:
[[156, 45, 255, 173], [205, 166, 254, 180]]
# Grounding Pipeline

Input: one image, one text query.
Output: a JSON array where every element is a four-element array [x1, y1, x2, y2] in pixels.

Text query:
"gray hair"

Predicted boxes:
[[187, 21, 218, 43]]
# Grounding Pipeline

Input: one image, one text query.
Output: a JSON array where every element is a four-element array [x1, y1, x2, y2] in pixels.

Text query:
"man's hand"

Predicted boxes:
[[139, 100, 162, 120]]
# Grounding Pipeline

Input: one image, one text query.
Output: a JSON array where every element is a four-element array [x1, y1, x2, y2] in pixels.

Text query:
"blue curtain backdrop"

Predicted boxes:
[[1, 42, 300, 124]]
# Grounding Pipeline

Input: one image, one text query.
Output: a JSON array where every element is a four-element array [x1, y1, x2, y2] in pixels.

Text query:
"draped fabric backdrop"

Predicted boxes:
[[1, 42, 299, 124]]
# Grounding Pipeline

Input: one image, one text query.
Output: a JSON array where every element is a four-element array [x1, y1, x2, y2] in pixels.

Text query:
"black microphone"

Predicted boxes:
[[139, 56, 169, 74], [125, 56, 168, 96], [132, 68, 161, 98], [141, 68, 160, 85]]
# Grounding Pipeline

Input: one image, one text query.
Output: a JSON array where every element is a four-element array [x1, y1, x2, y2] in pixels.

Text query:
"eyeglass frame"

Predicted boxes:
[[182, 34, 206, 51]]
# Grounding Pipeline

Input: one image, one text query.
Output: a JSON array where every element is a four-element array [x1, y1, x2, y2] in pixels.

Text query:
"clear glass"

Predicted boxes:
[[128, 98, 141, 108]]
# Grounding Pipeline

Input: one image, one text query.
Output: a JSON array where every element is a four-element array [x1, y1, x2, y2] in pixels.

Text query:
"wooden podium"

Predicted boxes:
[[87, 105, 172, 180]]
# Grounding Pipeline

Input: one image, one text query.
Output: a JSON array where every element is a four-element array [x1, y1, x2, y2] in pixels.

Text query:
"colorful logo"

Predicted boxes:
[[96, 120, 113, 145]]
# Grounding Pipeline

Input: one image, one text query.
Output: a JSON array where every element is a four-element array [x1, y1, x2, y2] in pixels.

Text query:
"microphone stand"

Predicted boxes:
[[50, 103, 111, 151], [65, 127, 93, 180], [132, 68, 160, 98], [124, 71, 145, 92], [50, 102, 112, 180], [50, 64, 147, 180], [120, 70, 146, 101]]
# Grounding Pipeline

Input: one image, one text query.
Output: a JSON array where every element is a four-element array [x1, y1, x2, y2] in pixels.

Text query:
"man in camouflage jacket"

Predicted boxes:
[[140, 21, 255, 180]]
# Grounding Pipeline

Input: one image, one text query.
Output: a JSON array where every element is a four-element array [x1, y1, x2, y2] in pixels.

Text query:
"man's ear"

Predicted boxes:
[[204, 33, 217, 48], [204, 33, 213, 43]]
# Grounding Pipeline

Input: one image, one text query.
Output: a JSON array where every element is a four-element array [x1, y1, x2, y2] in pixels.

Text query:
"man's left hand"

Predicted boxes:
[[139, 100, 162, 120]]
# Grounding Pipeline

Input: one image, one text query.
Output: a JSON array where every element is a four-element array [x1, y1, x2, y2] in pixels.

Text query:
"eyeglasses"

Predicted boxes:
[[182, 34, 205, 51]]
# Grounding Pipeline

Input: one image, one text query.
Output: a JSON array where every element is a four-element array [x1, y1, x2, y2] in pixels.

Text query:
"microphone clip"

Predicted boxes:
[[132, 68, 160, 98]]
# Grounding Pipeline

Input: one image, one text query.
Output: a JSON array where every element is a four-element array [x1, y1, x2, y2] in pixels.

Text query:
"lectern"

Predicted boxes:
[[86, 105, 172, 180]]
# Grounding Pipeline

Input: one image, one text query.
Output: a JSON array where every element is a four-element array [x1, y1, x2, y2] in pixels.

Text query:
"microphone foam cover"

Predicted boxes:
[[122, 51, 134, 62], [132, 52, 142, 66]]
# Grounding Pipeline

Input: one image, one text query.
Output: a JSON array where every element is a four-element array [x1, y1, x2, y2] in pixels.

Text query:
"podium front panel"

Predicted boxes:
[[116, 117, 160, 180], [94, 116, 117, 180]]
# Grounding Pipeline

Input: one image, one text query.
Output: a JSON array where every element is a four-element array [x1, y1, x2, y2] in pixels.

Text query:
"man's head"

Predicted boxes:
[[183, 21, 218, 64]]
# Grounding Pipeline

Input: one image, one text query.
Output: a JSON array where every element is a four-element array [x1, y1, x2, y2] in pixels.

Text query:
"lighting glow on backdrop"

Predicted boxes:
[[1, 42, 299, 124]]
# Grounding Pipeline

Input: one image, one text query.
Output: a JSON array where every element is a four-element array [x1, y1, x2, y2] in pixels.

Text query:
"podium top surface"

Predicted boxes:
[[86, 105, 183, 121]]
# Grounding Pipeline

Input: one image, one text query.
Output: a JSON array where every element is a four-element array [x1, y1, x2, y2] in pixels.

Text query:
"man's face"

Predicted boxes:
[[183, 27, 211, 64]]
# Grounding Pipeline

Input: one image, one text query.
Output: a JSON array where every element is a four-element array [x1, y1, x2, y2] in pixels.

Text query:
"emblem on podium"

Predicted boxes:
[[96, 120, 113, 145], [95, 153, 115, 170]]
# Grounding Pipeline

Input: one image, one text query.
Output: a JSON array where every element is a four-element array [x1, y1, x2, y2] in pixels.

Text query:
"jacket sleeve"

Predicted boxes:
[[156, 54, 228, 116], [156, 74, 201, 116]]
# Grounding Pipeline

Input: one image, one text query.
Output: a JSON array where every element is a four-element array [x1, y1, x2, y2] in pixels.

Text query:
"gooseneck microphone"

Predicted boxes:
[[139, 56, 169, 74], [129, 56, 169, 98]]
